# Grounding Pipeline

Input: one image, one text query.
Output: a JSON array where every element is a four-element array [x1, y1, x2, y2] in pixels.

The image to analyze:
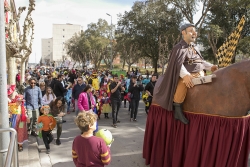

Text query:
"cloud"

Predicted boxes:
[[15, 0, 134, 63]]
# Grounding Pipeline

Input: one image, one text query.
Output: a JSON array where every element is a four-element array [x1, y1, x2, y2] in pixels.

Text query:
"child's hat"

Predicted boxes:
[[7, 85, 16, 96]]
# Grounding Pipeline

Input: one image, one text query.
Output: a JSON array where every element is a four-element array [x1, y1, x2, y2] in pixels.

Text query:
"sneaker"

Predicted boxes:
[[30, 131, 38, 137], [56, 139, 61, 145], [62, 120, 66, 123], [46, 149, 50, 154], [112, 124, 117, 128], [116, 120, 120, 123], [18, 145, 23, 152]]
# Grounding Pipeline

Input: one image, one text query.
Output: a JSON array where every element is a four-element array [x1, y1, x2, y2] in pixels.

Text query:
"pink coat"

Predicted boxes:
[[78, 92, 96, 111]]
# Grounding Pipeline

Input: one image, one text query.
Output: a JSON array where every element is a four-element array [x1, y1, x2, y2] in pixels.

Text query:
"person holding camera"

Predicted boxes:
[[109, 74, 125, 128], [128, 75, 144, 122], [144, 73, 157, 114]]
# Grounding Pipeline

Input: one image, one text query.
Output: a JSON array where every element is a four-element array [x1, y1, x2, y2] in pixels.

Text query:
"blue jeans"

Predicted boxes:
[[67, 101, 71, 111], [111, 100, 121, 124]]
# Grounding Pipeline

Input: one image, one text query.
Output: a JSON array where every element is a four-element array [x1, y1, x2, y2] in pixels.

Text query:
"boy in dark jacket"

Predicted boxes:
[[128, 75, 144, 121]]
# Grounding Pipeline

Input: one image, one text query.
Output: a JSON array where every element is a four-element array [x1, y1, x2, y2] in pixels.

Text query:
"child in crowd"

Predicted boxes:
[[37, 105, 56, 154], [93, 90, 101, 119], [65, 84, 72, 114], [100, 92, 111, 119], [72, 112, 111, 166], [42, 87, 56, 105], [91, 89, 99, 133]]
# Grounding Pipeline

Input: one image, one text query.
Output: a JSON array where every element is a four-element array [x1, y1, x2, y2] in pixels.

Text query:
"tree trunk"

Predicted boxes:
[[128, 64, 131, 73], [153, 58, 158, 73], [122, 59, 125, 70], [7, 57, 16, 85], [20, 60, 26, 84], [25, 58, 29, 69]]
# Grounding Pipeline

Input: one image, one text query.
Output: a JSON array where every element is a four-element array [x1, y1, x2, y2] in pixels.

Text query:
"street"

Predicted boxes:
[[38, 101, 149, 167]]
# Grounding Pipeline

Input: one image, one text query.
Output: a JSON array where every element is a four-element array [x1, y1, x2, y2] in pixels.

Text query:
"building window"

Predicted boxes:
[[63, 29, 64, 31], [63, 35, 64, 38]]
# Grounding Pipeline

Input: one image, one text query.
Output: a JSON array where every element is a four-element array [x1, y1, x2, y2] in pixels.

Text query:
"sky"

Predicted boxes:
[[15, 0, 136, 63]]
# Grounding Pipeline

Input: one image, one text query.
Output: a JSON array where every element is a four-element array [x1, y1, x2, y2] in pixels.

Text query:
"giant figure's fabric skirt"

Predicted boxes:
[[143, 105, 250, 167]]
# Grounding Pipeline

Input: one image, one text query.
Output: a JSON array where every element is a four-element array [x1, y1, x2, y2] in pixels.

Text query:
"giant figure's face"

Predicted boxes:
[[182, 27, 197, 44]]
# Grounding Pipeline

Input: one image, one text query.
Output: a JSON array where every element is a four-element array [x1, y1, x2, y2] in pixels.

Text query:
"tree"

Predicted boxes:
[[66, 19, 111, 69], [117, 1, 182, 72], [205, 24, 223, 63], [65, 32, 89, 68], [115, 30, 139, 71], [5, 6, 26, 84], [19, 0, 35, 84], [5, 0, 35, 84], [199, 0, 250, 64], [166, 0, 214, 35], [85, 19, 111, 69]]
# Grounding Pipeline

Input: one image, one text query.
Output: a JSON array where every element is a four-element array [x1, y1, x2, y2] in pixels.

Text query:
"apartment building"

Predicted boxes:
[[41, 23, 82, 65]]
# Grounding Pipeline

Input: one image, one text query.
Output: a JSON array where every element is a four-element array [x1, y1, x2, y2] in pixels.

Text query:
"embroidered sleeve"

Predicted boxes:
[[100, 140, 111, 165], [72, 140, 78, 165]]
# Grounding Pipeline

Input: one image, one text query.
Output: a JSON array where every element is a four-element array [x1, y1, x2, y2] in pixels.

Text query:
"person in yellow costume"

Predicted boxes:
[[106, 79, 113, 97], [92, 74, 100, 91]]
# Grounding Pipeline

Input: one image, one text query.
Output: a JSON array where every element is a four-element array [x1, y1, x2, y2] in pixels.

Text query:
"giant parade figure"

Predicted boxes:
[[143, 16, 250, 167]]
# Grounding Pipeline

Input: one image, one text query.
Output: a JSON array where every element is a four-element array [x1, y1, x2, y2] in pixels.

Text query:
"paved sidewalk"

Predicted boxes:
[[37, 101, 149, 167], [18, 136, 41, 167]]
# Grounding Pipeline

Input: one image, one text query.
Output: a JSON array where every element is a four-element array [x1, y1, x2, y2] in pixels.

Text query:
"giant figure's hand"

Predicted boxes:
[[182, 75, 194, 88], [211, 65, 218, 72]]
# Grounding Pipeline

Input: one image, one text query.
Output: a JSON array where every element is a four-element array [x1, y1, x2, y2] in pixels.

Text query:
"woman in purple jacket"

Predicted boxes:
[[78, 85, 96, 113]]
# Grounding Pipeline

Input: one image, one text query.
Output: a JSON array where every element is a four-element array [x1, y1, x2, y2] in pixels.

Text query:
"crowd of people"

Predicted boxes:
[[8, 66, 157, 165]]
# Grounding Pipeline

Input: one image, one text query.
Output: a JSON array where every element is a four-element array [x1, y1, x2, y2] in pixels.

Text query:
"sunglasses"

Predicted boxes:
[[30, 82, 36, 85]]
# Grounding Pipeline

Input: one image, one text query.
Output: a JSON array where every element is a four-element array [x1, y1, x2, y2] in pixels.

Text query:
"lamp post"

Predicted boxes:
[[0, 1, 10, 165], [106, 13, 113, 70]]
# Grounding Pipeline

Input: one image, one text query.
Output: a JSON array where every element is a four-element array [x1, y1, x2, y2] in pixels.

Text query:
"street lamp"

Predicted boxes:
[[106, 13, 113, 70]]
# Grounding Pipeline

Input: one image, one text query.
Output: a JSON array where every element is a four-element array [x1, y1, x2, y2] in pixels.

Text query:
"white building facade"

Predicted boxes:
[[41, 23, 82, 66], [41, 38, 53, 65], [52, 24, 82, 62]]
